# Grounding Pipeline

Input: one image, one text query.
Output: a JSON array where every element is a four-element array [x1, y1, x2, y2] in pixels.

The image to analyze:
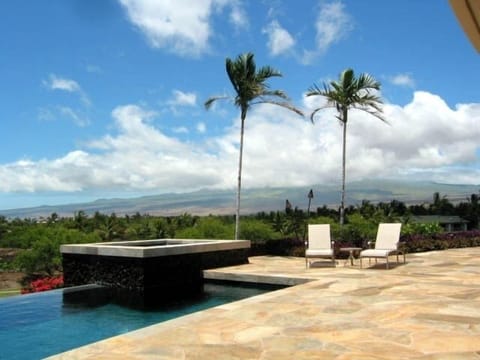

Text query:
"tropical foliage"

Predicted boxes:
[[0, 191, 478, 277], [205, 52, 303, 240], [307, 68, 384, 225]]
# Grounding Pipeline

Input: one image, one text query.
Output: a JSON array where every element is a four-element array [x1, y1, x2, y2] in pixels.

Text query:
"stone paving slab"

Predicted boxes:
[[47, 248, 480, 359]]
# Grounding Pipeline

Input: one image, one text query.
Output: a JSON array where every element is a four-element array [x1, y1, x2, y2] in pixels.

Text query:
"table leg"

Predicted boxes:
[[344, 250, 355, 266]]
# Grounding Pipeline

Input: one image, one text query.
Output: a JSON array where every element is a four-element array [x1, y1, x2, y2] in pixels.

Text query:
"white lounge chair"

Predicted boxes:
[[305, 224, 335, 268], [359, 223, 405, 269]]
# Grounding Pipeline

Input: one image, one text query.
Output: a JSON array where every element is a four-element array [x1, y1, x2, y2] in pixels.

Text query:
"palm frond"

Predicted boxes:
[[226, 58, 241, 95], [309, 104, 336, 123], [244, 52, 256, 80], [307, 67, 385, 124], [254, 100, 304, 117], [351, 103, 388, 123], [207, 52, 301, 118], [357, 73, 381, 91], [259, 89, 289, 100], [309, 107, 322, 123], [256, 66, 282, 83], [340, 68, 355, 88], [306, 83, 327, 97], [205, 96, 228, 110]]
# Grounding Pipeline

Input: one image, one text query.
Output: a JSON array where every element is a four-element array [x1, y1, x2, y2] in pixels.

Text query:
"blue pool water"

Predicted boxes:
[[0, 281, 282, 360]]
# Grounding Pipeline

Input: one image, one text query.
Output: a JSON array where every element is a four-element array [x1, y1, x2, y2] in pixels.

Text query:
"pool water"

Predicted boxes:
[[0, 281, 283, 360]]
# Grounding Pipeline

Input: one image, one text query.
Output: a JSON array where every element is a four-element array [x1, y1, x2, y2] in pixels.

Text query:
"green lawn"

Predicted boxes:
[[0, 289, 21, 298]]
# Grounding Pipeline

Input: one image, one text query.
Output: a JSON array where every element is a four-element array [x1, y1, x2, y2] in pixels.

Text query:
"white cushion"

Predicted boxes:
[[375, 223, 401, 249], [306, 249, 333, 257], [308, 224, 331, 249], [360, 249, 395, 258]]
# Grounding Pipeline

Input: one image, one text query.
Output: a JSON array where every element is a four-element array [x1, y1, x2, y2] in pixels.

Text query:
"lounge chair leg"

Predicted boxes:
[[360, 258, 362, 268], [386, 257, 389, 270]]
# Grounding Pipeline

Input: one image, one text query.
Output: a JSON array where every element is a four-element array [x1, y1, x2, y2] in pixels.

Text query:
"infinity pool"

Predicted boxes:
[[0, 281, 284, 360]]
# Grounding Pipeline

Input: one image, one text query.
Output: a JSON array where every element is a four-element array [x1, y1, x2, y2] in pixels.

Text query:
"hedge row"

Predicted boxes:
[[401, 230, 480, 253], [249, 230, 480, 257]]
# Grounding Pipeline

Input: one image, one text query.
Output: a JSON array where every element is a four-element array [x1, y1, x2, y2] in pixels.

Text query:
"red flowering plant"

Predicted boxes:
[[21, 275, 64, 294]]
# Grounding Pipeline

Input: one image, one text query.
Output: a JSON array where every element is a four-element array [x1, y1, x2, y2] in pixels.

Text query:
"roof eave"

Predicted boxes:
[[450, 0, 480, 53]]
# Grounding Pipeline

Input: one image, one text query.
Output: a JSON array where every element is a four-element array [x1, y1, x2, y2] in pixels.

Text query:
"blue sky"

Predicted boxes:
[[0, 0, 479, 211]]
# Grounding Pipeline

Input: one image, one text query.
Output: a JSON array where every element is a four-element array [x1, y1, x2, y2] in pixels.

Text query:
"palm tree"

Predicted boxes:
[[306, 68, 385, 225], [205, 52, 303, 239]]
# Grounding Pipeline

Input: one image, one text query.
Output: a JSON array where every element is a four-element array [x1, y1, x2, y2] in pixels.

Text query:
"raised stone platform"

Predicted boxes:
[[61, 239, 250, 307], [50, 248, 480, 359]]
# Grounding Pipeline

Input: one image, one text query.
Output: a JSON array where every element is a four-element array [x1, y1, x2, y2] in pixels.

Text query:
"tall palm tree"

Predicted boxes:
[[306, 68, 384, 225], [205, 52, 303, 240]]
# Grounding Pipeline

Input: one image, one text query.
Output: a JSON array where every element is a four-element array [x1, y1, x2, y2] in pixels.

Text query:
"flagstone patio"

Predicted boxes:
[[48, 247, 480, 359]]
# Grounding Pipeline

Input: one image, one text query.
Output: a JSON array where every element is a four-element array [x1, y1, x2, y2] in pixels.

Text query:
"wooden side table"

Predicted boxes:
[[340, 247, 362, 266]]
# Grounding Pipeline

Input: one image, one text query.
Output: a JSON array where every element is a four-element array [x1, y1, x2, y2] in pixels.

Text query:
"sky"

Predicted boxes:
[[0, 0, 479, 211]]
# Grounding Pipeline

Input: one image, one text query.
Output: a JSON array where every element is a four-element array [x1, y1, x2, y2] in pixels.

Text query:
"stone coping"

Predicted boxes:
[[204, 270, 314, 286], [60, 239, 250, 258], [48, 248, 480, 358]]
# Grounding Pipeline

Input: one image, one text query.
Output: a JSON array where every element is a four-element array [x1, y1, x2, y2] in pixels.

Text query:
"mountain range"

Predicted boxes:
[[0, 180, 478, 219]]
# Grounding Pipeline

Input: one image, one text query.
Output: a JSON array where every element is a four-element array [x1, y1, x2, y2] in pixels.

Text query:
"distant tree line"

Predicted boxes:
[[0, 191, 478, 276]]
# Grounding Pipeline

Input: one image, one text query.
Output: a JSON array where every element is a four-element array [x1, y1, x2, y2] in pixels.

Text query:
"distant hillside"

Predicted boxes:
[[0, 180, 478, 219]]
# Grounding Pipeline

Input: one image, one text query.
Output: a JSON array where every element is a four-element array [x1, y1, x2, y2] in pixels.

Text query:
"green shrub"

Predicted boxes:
[[329, 214, 378, 248], [238, 219, 279, 241], [14, 228, 100, 276], [15, 236, 60, 276], [402, 222, 444, 236], [175, 216, 233, 239]]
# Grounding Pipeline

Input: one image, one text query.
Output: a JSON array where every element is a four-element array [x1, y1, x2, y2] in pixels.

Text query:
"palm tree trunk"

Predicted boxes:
[[340, 110, 348, 225], [235, 109, 246, 240]]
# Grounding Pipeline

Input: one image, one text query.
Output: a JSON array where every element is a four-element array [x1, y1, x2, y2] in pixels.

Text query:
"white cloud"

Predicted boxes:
[[389, 73, 416, 88], [58, 107, 90, 127], [167, 90, 197, 116], [263, 20, 295, 56], [229, 2, 249, 30], [46, 75, 81, 92], [301, 1, 353, 64], [1, 92, 479, 195], [168, 90, 197, 107], [197, 122, 207, 133], [118, 0, 212, 56], [315, 1, 352, 52], [44, 74, 91, 107], [340, 92, 480, 183], [2, 105, 224, 193], [37, 106, 90, 127], [118, 0, 245, 57]]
